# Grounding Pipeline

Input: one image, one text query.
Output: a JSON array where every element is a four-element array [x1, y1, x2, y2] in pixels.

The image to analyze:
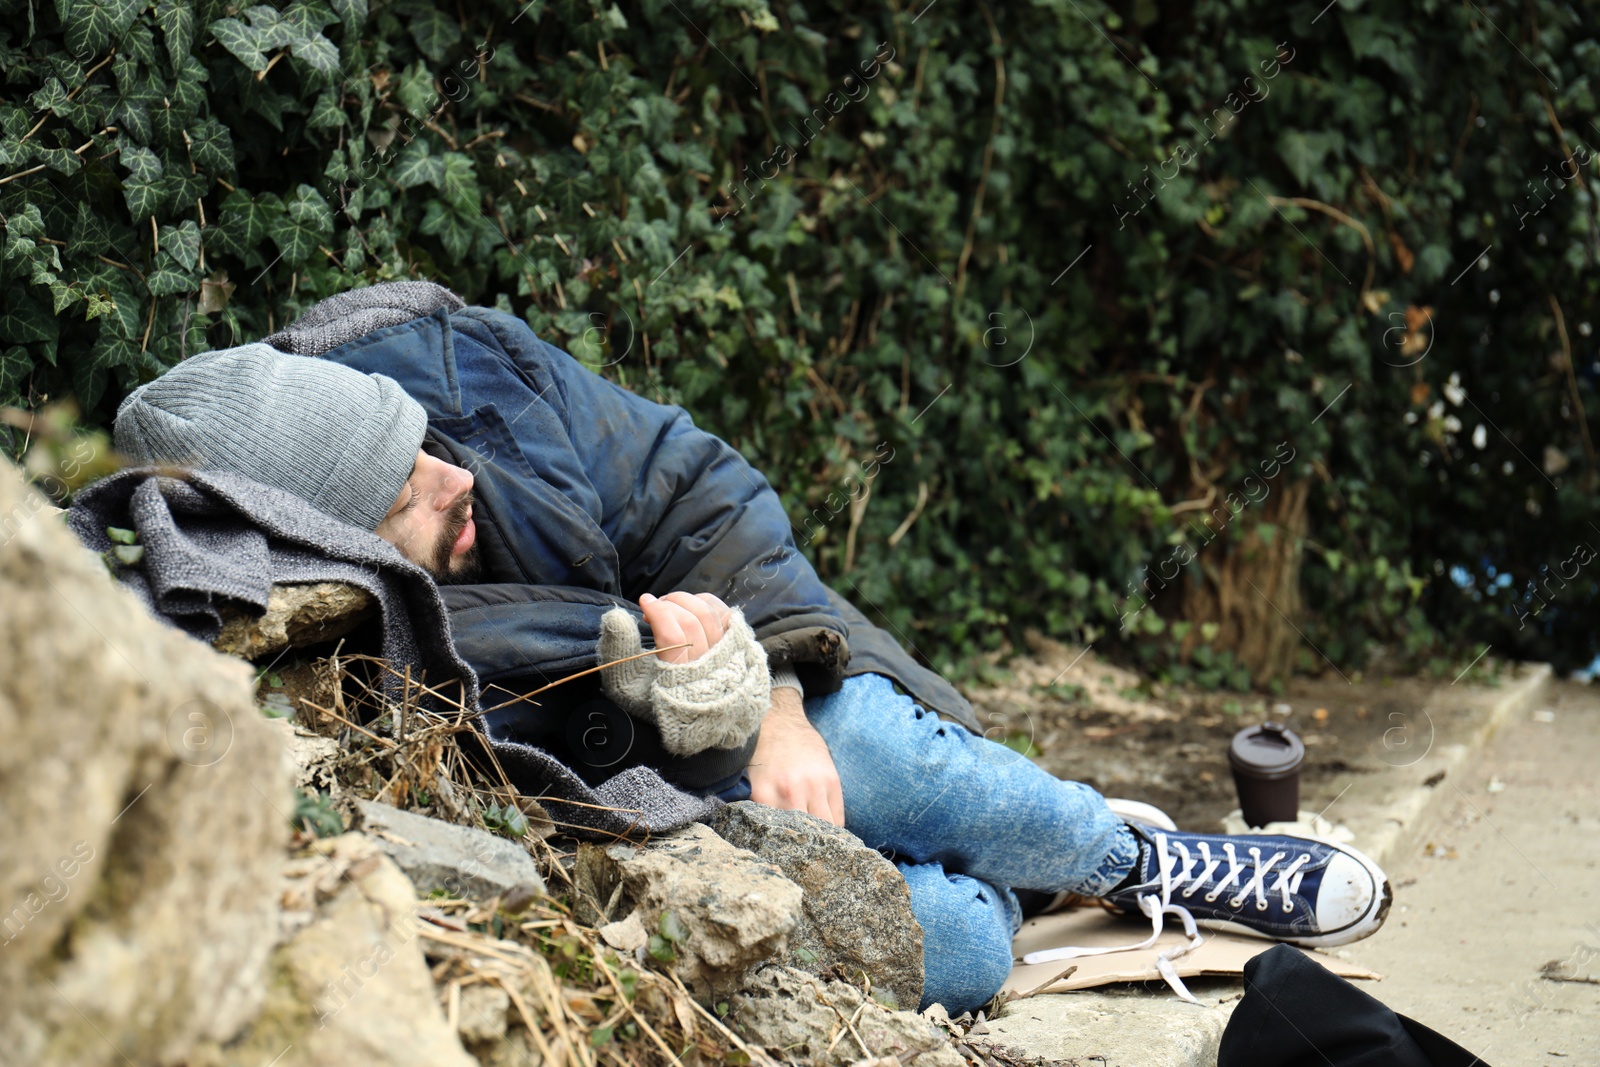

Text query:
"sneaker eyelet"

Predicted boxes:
[[1256, 900, 1268, 911], [1282, 903, 1293, 913], [1204, 892, 1220, 903]]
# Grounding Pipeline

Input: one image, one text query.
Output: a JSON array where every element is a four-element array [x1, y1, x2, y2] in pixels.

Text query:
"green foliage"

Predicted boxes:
[[293, 787, 344, 837], [647, 908, 686, 962], [480, 797, 529, 838], [3, 0, 1598, 681]]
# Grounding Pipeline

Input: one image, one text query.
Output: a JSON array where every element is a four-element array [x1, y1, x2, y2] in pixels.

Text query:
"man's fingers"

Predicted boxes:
[[664, 590, 725, 647], [826, 780, 846, 827], [640, 595, 691, 663], [672, 605, 709, 662], [662, 590, 724, 652], [694, 592, 733, 623]]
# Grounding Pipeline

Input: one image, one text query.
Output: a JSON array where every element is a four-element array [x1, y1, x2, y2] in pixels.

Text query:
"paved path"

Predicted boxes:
[[979, 664, 1585, 1066], [1341, 680, 1600, 1064]]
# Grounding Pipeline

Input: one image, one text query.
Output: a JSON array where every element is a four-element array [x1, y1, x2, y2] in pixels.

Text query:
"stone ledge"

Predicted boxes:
[[214, 582, 376, 660]]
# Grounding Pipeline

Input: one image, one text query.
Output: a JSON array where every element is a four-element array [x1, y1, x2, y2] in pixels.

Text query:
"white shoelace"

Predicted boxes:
[[1022, 832, 1313, 1003]]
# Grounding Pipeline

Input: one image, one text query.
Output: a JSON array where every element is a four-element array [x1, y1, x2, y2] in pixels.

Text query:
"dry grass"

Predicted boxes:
[[272, 645, 784, 1066], [413, 891, 774, 1067], [270, 645, 1040, 1067]]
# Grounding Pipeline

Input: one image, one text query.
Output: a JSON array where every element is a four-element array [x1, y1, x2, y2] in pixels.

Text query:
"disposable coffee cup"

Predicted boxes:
[[1228, 721, 1305, 828]]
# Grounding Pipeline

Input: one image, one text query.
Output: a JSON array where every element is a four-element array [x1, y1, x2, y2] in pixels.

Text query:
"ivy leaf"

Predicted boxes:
[[167, 168, 212, 211], [73, 361, 110, 411], [88, 330, 140, 373], [438, 152, 479, 211], [28, 77, 69, 115], [267, 183, 333, 265], [210, 189, 274, 257], [289, 34, 340, 79], [395, 60, 440, 118], [629, 216, 677, 267], [330, 0, 368, 33], [122, 142, 162, 183], [3, 202, 47, 267], [244, 4, 297, 49], [407, 6, 460, 63], [35, 145, 82, 177], [209, 17, 269, 72], [158, 219, 201, 271], [83, 290, 118, 320], [120, 143, 164, 222], [62, 0, 143, 59], [188, 118, 235, 173], [1276, 130, 1343, 188], [420, 200, 475, 260], [119, 18, 160, 68], [115, 100, 153, 145], [146, 265, 195, 296], [279, 2, 340, 39], [0, 346, 30, 399], [308, 87, 346, 130], [0, 104, 27, 139], [86, 265, 140, 340], [392, 140, 445, 188], [50, 281, 85, 313], [154, 0, 195, 66], [0, 294, 60, 346], [171, 54, 210, 118], [286, 183, 334, 232]]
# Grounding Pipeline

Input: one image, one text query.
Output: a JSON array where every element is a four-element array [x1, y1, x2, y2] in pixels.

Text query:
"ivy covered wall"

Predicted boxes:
[[3, 0, 1597, 684]]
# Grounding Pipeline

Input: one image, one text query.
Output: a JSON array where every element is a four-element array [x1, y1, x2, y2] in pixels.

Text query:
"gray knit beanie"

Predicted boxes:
[[113, 343, 429, 531]]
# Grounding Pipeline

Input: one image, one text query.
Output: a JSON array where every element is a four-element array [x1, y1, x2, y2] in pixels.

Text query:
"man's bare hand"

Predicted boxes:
[[639, 591, 731, 664], [748, 686, 845, 826]]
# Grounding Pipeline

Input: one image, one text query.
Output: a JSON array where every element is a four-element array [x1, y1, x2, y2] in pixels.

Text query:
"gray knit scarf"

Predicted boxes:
[[68, 467, 718, 839]]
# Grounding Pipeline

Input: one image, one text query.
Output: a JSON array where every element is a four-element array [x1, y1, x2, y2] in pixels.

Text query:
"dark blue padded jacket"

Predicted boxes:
[[320, 304, 978, 788]]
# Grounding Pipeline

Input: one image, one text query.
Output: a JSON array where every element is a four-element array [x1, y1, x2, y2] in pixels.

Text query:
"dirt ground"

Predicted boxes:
[[963, 634, 1460, 833]]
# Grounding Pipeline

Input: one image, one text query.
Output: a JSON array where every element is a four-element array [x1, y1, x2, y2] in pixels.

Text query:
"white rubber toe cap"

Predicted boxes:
[[1315, 853, 1381, 934]]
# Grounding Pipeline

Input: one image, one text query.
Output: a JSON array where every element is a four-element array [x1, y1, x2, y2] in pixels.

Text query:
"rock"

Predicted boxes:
[[466, 1029, 542, 1067], [709, 802, 924, 1010], [355, 800, 546, 902], [0, 458, 292, 1066], [215, 833, 478, 1067], [214, 581, 376, 660], [573, 823, 803, 997], [598, 912, 649, 952], [263, 716, 342, 792], [730, 966, 965, 1067], [977, 989, 1238, 1067], [457, 982, 511, 1045]]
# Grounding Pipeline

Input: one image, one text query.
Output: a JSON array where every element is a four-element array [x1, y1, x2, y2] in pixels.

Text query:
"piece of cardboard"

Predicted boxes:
[[1003, 905, 1382, 995]]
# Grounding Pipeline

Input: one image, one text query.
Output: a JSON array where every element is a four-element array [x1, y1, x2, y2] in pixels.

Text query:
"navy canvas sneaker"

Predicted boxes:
[[1104, 822, 1393, 947], [1022, 822, 1392, 1003]]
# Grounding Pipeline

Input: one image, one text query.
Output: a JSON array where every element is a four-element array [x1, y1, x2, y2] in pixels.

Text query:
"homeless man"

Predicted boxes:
[[106, 282, 1391, 1013]]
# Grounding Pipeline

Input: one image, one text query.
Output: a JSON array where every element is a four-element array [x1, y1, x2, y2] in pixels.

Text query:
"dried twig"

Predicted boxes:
[[1009, 964, 1078, 1001]]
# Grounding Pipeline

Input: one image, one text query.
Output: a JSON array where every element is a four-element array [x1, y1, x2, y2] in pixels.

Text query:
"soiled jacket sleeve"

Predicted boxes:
[[452, 307, 849, 691]]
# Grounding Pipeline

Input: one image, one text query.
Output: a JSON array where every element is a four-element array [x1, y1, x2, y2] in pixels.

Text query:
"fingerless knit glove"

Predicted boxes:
[[595, 607, 771, 756]]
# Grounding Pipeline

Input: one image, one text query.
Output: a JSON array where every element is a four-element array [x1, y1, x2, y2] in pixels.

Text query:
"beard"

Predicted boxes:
[[432, 491, 485, 584]]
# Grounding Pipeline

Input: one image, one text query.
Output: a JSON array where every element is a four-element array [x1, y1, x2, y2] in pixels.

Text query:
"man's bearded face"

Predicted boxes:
[[374, 450, 484, 584]]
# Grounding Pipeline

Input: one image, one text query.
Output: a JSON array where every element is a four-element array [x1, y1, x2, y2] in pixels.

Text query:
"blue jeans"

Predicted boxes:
[[803, 673, 1138, 1014]]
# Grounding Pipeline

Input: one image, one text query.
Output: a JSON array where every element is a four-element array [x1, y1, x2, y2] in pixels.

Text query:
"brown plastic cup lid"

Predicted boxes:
[[1228, 721, 1305, 780]]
